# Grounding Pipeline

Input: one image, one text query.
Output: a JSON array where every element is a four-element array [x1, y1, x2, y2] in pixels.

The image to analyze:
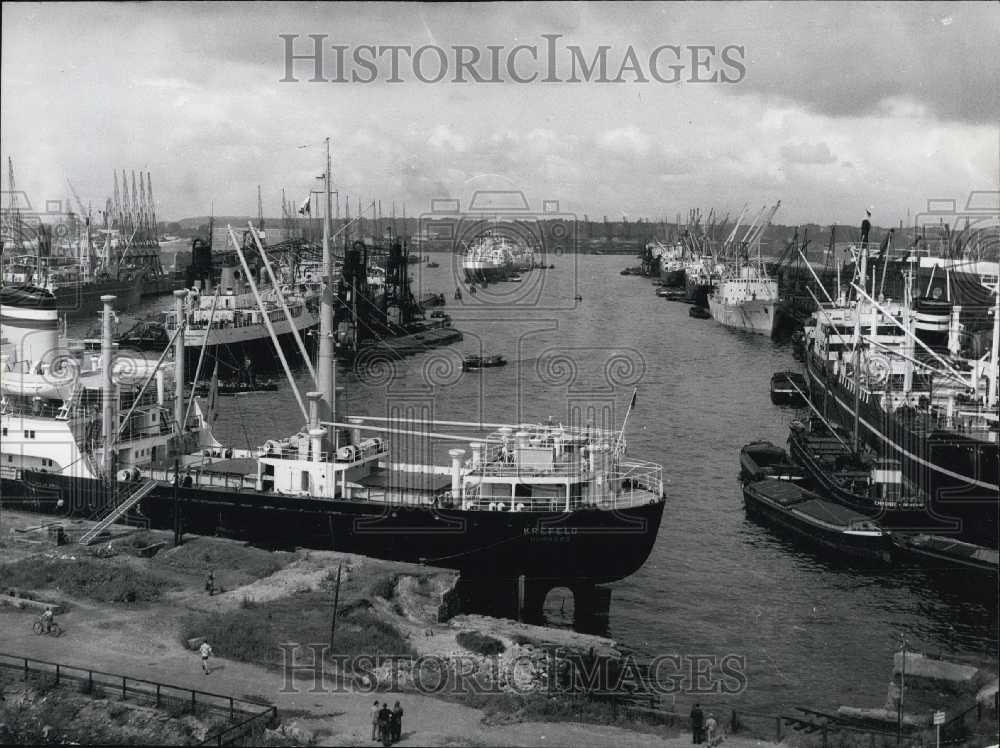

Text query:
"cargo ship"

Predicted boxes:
[[462, 232, 514, 283], [0, 284, 666, 587], [800, 246, 999, 548]]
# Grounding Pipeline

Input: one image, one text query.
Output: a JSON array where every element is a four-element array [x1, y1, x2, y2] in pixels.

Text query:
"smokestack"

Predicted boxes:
[[449, 449, 465, 500]]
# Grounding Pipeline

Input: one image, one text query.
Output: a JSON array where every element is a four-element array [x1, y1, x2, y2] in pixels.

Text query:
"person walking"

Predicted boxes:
[[861, 208, 872, 245], [391, 701, 404, 742], [206, 570, 215, 596], [199, 640, 213, 674], [690, 702, 704, 744], [705, 712, 718, 746], [370, 700, 380, 741]]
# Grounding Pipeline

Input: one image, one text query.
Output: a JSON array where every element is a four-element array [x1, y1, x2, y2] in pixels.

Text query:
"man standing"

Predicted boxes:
[[861, 208, 872, 245], [199, 640, 213, 675], [391, 701, 404, 742], [378, 702, 392, 744], [690, 702, 704, 744], [370, 700, 380, 741]]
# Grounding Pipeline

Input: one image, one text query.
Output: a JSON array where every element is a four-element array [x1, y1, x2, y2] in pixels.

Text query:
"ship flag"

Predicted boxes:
[[298, 194, 311, 216]]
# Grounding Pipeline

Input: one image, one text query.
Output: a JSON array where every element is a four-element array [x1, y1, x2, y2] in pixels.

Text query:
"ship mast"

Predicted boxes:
[[317, 137, 336, 427]]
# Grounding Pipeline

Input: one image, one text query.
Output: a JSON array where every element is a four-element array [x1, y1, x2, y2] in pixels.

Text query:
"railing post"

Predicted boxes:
[[230, 696, 234, 720], [775, 716, 782, 742], [23, 658, 28, 680], [191, 690, 196, 713], [55, 664, 60, 685], [122, 676, 126, 700], [822, 723, 828, 748], [155, 683, 160, 707], [88, 671, 93, 692]]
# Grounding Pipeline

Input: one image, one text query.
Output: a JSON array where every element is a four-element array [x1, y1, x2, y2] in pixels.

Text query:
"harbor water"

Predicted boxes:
[[74, 252, 998, 715]]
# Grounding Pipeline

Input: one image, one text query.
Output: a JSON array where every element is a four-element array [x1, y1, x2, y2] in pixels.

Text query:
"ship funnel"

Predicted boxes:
[[220, 264, 240, 293], [468, 441, 483, 467], [0, 286, 58, 370], [448, 449, 465, 500], [347, 416, 364, 446]]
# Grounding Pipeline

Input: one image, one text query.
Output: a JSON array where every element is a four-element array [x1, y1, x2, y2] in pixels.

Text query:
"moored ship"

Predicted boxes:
[[800, 248, 999, 548], [462, 232, 514, 283], [1, 285, 666, 588], [707, 263, 779, 336]]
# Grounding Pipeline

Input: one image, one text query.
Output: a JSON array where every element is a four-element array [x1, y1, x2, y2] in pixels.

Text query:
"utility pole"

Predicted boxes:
[[896, 633, 907, 744], [329, 562, 343, 651], [172, 458, 182, 546]]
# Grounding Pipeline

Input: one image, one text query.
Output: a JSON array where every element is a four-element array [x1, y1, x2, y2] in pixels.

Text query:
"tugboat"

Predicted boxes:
[[462, 354, 507, 370]]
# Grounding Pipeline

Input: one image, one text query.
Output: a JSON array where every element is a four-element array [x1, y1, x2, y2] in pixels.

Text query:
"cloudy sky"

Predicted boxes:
[[2, 1, 998, 226]]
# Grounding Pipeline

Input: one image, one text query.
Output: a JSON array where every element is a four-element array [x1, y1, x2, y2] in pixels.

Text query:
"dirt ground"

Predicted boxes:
[[0, 510, 777, 747]]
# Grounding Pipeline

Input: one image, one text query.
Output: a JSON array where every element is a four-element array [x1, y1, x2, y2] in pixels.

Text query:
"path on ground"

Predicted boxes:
[[0, 607, 772, 747]]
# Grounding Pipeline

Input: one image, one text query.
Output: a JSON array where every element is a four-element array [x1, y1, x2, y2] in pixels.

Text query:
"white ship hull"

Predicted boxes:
[[707, 295, 776, 336]]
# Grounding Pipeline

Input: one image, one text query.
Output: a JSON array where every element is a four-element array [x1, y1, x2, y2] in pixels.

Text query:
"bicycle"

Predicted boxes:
[[32, 619, 63, 637]]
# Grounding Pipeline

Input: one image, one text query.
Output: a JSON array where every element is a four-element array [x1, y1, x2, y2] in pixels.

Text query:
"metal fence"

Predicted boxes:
[[0, 652, 277, 746]]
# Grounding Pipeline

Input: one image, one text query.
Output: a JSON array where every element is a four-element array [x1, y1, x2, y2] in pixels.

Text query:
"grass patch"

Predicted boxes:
[[179, 589, 415, 669], [153, 538, 288, 585], [0, 557, 173, 604], [456, 631, 506, 656], [77, 679, 107, 699], [368, 574, 398, 600]]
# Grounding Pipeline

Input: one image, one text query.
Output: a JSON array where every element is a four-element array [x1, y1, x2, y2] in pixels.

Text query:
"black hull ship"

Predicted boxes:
[[800, 252, 999, 549], [3, 471, 664, 582], [2, 204, 665, 605], [786, 418, 935, 532]]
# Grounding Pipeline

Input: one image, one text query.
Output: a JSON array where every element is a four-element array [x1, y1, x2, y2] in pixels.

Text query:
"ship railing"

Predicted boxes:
[[474, 460, 594, 479], [140, 465, 258, 491]]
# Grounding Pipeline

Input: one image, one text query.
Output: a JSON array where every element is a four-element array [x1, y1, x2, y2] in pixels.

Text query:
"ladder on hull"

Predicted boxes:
[[78, 479, 158, 545]]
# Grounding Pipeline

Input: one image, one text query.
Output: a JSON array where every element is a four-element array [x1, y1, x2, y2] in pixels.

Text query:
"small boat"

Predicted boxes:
[[193, 379, 279, 396], [770, 371, 807, 405], [429, 310, 448, 319], [574, 295, 583, 301], [426, 261, 440, 268], [740, 441, 805, 483], [742, 478, 891, 561], [508, 274, 523, 282], [657, 287, 688, 301], [463, 354, 507, 370], [688, 306, 711, 319], [890, 533, 998, 575]]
